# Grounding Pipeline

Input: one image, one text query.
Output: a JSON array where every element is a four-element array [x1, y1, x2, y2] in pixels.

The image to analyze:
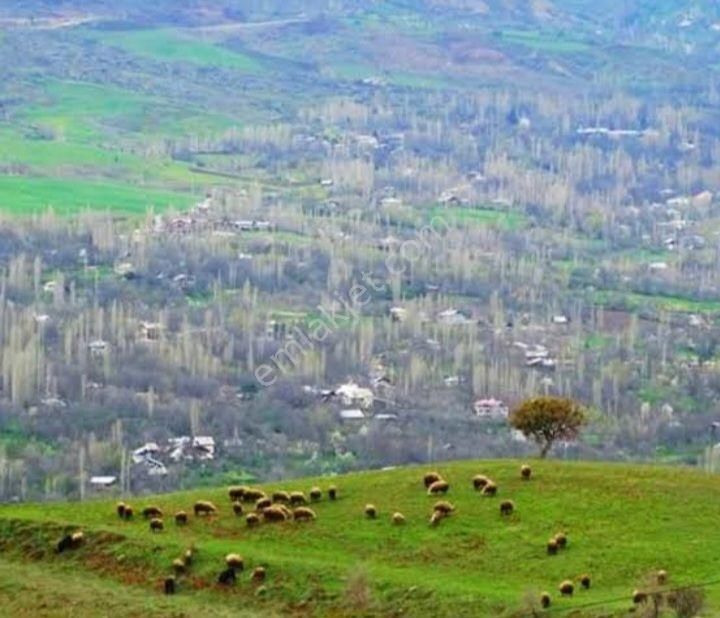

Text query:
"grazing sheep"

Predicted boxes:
[[193, 500, 218, 517], [70, 532, 85, 549], [657, 570, 668, 585], [547, 539, 559, 555], [242, 488, 266, 503], [174, 511, 188, 526], [580, 574, 591, 589], [472, 475, 489, 490], [252, 566, 266, 583], [392, 512, 406, 525], [365, 504, 377, 519], [499, 500, 514, 516], [262, 505, 289, 523], [433, 501, 455, 515], [328, 485, 337, 501], [116, 502, 126, 518], [142, 506, 163, 519], [278, 504, 293, 519], [423, 471, 442, 488], [150, 518, 164, 533], [225, 553, 244, 570], [520, 464, 532, 480], [540, 592, 551, 609], [232, 502, 243, 516], [429, 511, 445, 527], [228, 486, 247, 501], [218, 567, 236, 586], [632, 590, 648, 604], [255, 497, 272, 512], [290, 491, 308, 506], [122, 505, 134, 520], [554, 532, 567, 549], [309, 487, 322, 502], [246, 513, 260, 527], [559, 580, 574, 597], [56, 534, 74, 553], [427, 480, 450, 495], [172, 558, 186, 574], [272, 491, 290, 504], [293, 507, 317, 522], [164, 576, 176, 595], [482, 482, 498, 497]]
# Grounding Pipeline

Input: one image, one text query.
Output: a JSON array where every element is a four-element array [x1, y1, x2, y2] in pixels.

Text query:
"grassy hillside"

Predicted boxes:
[[0, 460, 719, 616]]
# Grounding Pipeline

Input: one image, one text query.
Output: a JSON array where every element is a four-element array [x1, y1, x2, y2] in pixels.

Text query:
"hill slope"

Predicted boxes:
[[1, 459, 719, 616]]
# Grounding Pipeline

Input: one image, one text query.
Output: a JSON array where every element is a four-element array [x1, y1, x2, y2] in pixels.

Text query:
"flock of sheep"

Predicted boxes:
[[53, 464, 670, 610]]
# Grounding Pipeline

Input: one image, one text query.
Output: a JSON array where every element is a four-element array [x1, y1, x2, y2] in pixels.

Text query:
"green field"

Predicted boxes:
[[0, 177, 196, 215], [1, 460, 718, 616], [96, 29, 263, 72]]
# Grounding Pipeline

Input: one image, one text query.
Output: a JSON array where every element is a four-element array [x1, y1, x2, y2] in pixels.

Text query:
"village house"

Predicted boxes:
[[139, 321, 162, 342], [472, 398, 509, 419], [90, 476, 117, 489], [88, 339, 109, 357], [336, 382, 374, 409], [339, 408, 365, 421]]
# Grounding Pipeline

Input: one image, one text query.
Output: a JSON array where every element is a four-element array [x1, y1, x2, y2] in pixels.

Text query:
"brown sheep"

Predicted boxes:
[[554, 532, 567, 549], [429, 511, 445, 527], [632, 590, 648, 604], [142, 506, 163, 519], [272, 491, 290, 504], [255, 497, 272, 512], [232, 502, 243, 516], [472, 474, 489, 490], [242, 488, 266, 503], [309, 487, 322, 502], [122, 505, 134, 520], [278, 504, 293, 519], [540, 592, 551, 609], [580, 574, 591, 589], [365, 504, 377, 519], [172, 558, 186, 574], [290, 491, 308, 506], [392, 512, 406, 525], [499, 500, 514, 516], [559, 580, 574, 597], [328, 485, 338, 501], [521, 464, 532, 480], [174, 511, 188, 526], [246, 513, 260, 527], [262, 505, 289, 523], [193, 500, 218, 517], [225, 553, 244, 570], [547, 539, 559, 555], [116, 502, 126, 518], [433, 501, 455, 515], [164, 576, 176, 595], [427, 480, 450, 495], [657, 569, 668, 585], [482, 482, 498, 497], [228, 486, 247, 501], [150, 517, 164, 533], [293, 507, 317, 522], [423, 471, 442, 488], [252, 566, 266, 583]]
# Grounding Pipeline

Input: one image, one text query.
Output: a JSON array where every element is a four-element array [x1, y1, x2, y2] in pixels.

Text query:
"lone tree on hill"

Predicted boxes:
[[510, 396, 587, 458]]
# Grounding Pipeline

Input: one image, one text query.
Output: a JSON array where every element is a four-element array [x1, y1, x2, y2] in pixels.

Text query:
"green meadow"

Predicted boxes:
[[1, 460, 719, 616], [0, 176, 195, 215]]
